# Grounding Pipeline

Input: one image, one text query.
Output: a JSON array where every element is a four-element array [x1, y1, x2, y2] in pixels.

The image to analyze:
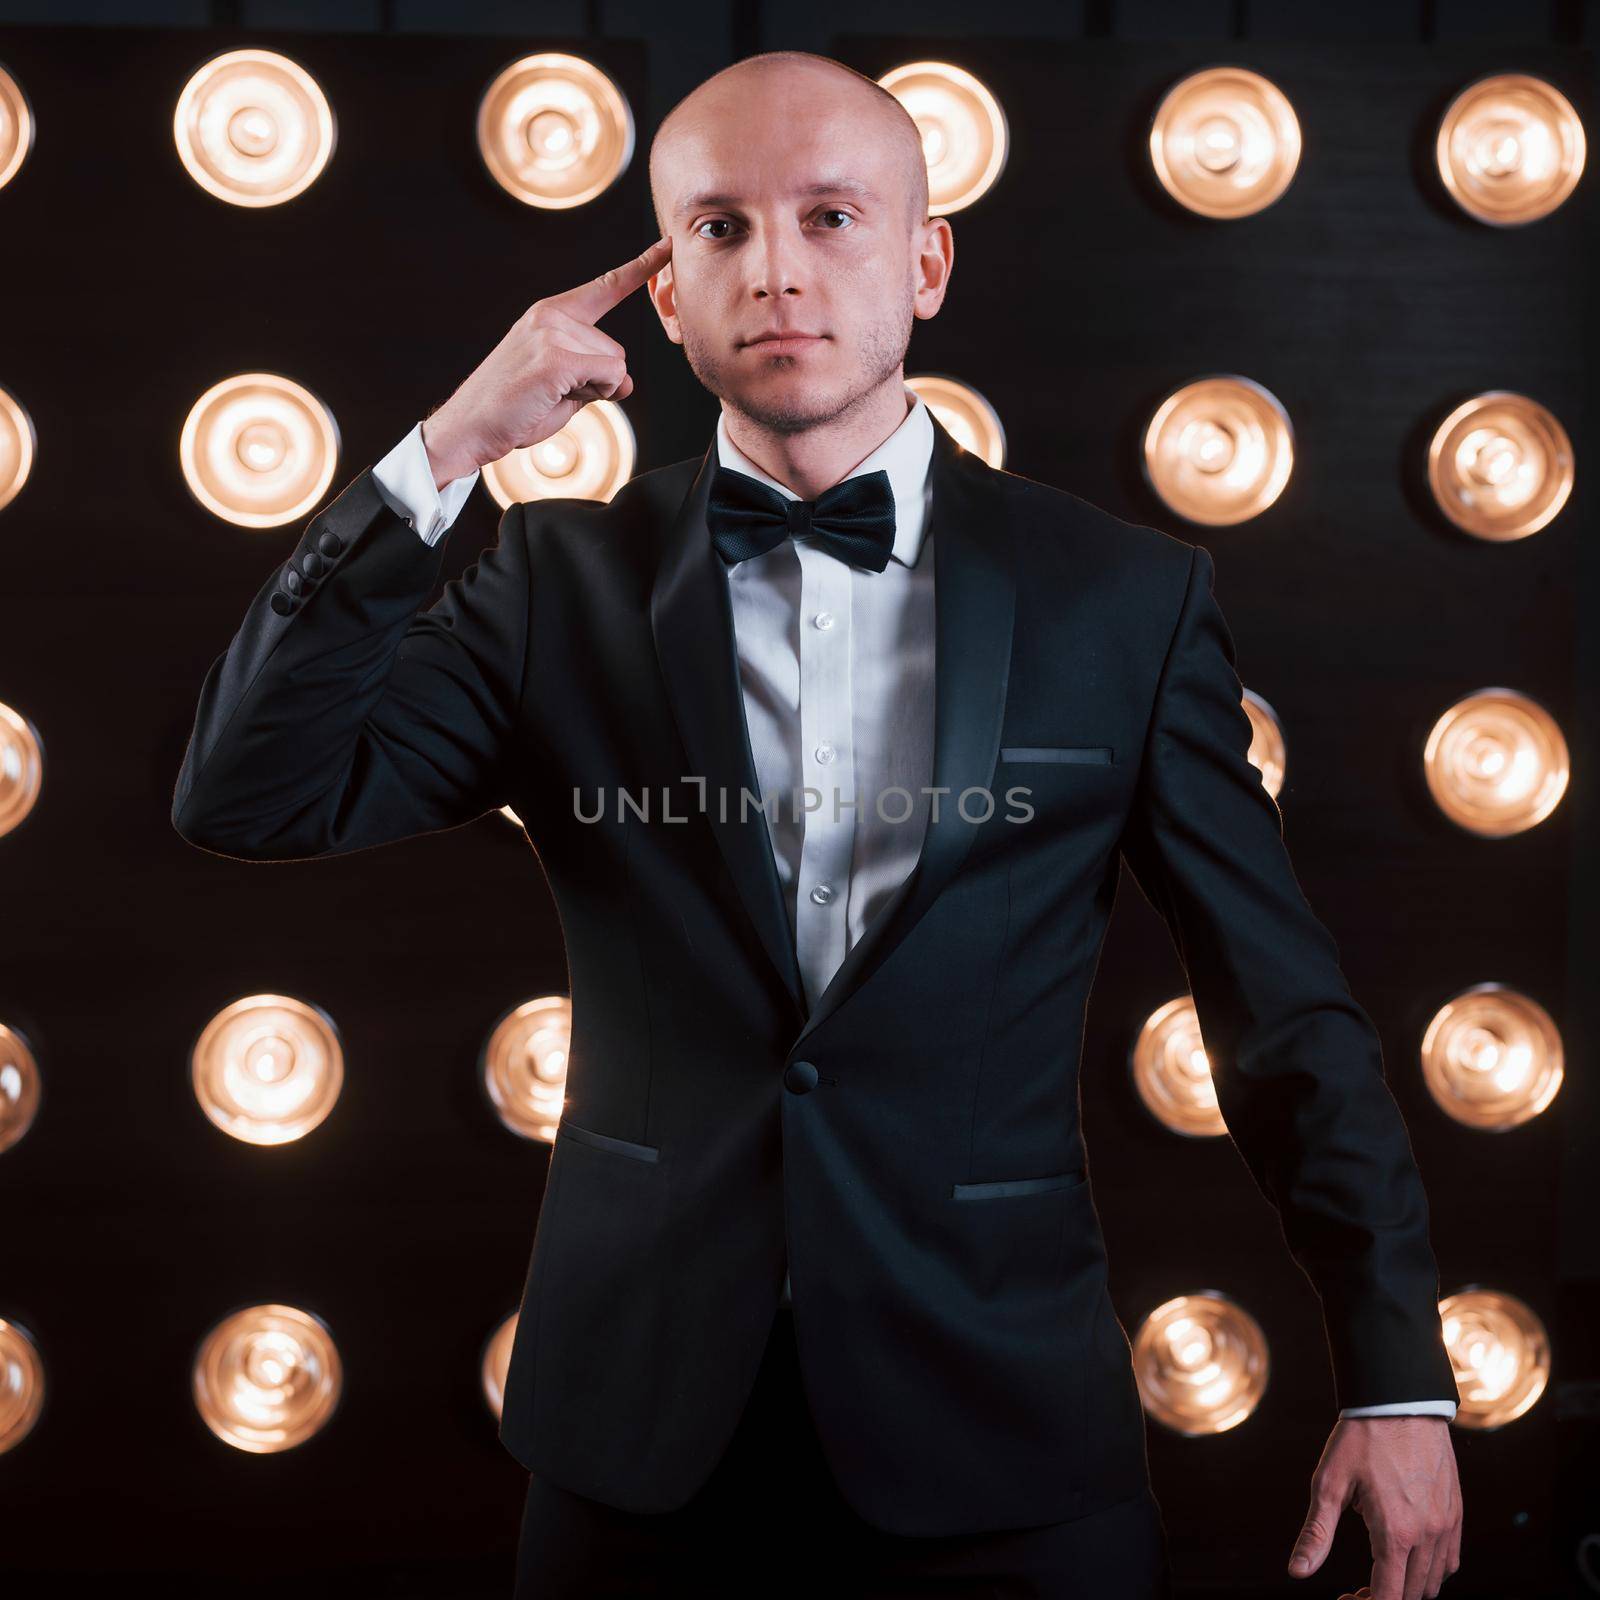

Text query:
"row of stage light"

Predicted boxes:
[[0, 1290, 1553, 1457], [0, 47, 1571, 1460], [0, 361, 1576, 846], [0, 964, 1562, 1457], [0, 47, 1585, 219]]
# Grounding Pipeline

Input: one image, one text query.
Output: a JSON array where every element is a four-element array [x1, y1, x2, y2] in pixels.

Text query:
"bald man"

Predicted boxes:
[[173, 48, 1463, 1600]]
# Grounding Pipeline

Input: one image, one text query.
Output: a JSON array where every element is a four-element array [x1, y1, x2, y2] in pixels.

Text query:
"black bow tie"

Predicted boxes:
[[707, 464, 897, 574]]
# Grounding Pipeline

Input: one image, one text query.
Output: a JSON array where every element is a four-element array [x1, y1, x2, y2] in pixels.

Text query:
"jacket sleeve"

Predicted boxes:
[[1117, 542, 1459, 1414], [171, 464, 529, 862]]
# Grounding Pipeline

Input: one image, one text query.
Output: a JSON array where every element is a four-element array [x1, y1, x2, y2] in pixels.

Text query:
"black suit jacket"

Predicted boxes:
[[172, 412, 1459, 1538]]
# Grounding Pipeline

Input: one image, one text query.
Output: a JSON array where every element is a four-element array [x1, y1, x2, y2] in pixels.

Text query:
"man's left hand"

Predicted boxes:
[[1287, 1414, 1462, 1598]]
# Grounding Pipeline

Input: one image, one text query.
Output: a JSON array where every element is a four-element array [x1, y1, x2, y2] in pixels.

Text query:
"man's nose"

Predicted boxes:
[[747, 226, 808, 297]]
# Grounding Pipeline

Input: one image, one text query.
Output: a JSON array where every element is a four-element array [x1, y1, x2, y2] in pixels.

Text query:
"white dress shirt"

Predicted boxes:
[[369, 404, 1455, 1421]]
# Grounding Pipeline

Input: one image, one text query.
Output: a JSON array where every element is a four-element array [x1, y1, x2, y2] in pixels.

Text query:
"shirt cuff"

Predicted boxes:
[[371, 419, 480, 546], [1340, 1399, 1458, 1420]]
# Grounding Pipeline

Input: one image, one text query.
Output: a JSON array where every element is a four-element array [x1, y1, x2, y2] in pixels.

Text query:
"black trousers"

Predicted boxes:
[[512, 1306, 1173, 1598]]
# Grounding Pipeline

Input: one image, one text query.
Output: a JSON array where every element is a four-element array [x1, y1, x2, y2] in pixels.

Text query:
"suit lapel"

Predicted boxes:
[[792, 418, 1015, 1047], [651, 438, 811, 1021], [649, 411, 1017, 1043]]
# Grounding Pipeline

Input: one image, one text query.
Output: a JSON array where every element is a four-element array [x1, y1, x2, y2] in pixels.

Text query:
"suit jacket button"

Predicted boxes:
[[783, 1060, 818, 1094], [301, 550, 324, 578], [317, 529, 343, 558], [270, 591, 295, 615], [283, 568, 303, 595]]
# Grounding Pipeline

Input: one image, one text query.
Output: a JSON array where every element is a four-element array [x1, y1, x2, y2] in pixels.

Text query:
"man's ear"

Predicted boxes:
[[649, 261, 683, 346]]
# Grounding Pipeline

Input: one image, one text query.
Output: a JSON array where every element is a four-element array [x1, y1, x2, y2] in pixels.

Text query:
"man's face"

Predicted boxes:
[[649, 85, 929, 435]]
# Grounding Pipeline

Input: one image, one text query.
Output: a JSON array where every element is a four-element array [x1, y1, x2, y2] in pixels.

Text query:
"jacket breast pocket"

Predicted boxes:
[[1000, 746, 1114, 765], [556, 1118, 660, 1163], [952, 1167, 1086, 1200]]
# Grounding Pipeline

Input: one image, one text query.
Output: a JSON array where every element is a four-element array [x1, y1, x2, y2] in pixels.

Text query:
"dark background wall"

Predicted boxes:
[[0, 3, 1592, 1595]]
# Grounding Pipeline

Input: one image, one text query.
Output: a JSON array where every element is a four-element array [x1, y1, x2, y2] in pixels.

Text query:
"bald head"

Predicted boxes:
[[649, 51, 929, 238]]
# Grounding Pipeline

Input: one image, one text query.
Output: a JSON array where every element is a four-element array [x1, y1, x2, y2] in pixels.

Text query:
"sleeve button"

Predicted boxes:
[[317, 529, 343, 558]]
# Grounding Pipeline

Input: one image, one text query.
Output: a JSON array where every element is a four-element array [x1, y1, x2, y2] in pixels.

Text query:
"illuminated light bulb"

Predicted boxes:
[[0, 1022, 42, 1155], [1422, 688, 1568, 837], [1420, 984, 1563, 1130], [0, 701, 43, 840], [482, 995, 572, 1142], [481, 1311, 518, 1419], [1436, 73, 1585, 225], [0, 62, 34, 193], [190, 994, 344, 1146], [1240, 689, 1286, 801], [878, 61, 1008, 215], [192, 1303, 342, 1452], [1132, 1291, 1270, 1434], [1426, 391, 1573, 540], [0, 384, 36, 513], [1143, 375, 1294, 525], [0, 1319, 44, 1453], [173, 48, 335, 207], [1131, 997, 1226, 1139], [481, 399, 634, 508], [906, 375, 1005, 467], [179, 372, 340, 528], [477, 53, 633, 208], [1149, 66, 1302, 219], [1440, 1287, 1548, 1429]]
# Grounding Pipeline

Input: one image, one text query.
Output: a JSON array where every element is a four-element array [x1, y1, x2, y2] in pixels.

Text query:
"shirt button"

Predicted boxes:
[[810, 883, 834, 905], [813, 611, 834, 630], [814, 742, 835, 764]]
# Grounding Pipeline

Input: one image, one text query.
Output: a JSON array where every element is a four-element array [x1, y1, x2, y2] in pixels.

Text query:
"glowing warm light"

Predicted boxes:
[[192, 1303, 342, 1452], [1441, 1288, 1548, 1429], [1131, 997, 1225, 1139], [179, 372, 340, 528], [476, 53, 633, 208], [0, 1318, 44, 1453], [173, 48, 336, 207], [1420, 984, 1563, 1130], [878, 61, 1008, 216], [0, 702, 44, 840], [1142, 375, 1294, 525], [905, 375, 1005, 467], [1422, 688, 1568, 837], [1132, 1291, 1269, 1434], [190, 994, 344, 1146], [481, 1311, 518, 1419], [1240, 689, 1286, 801], [0, 1022, 42, 1156], [1427, 390, 1573, 540], [481, 399, 633, 508], [482, 995, 572, 1141], [0, 63, 33, 193], [1436, 73, 1586, 226], [1149, 66, 1302, 219], [0, 384, 36, 514]]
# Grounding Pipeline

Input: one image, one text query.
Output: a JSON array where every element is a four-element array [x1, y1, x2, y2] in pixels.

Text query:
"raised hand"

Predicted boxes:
[[420, 234, 673, 488]]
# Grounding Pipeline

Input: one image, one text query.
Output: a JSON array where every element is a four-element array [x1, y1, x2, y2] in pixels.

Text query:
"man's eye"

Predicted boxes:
[[694, 211, 853, 240]]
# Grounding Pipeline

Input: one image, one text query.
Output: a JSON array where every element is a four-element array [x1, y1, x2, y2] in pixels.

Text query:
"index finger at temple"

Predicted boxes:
[[551, 235, 673, 325]]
